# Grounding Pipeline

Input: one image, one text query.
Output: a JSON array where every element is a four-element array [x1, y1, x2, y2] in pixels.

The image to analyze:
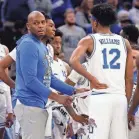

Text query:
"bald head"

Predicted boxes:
[[27, 11, 45, 23], [26, 11, 46, 39]]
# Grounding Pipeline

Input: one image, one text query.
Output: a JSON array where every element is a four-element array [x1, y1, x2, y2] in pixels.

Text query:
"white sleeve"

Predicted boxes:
[[68, 69, 82, 84], [9, 48, 16, 61], [4, 84, 13, 113]]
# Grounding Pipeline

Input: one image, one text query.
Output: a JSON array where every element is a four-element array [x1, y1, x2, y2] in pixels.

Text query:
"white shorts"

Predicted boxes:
[[14, 103, 48, 139], [0, 93, 6, 128], [88, 93, 128, 139]]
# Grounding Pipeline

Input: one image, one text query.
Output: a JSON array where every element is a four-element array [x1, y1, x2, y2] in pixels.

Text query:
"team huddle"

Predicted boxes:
[[0, 3, 139, 139]]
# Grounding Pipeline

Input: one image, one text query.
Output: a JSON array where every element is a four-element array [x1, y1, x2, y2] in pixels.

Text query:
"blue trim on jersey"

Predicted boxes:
[[91, 92, 107, 95], [121, 37, 127, 55], [86, 35, 96, 59]]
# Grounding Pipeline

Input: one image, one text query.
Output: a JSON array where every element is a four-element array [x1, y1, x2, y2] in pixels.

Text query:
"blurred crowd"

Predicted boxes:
[[0, 0, 139, 63]]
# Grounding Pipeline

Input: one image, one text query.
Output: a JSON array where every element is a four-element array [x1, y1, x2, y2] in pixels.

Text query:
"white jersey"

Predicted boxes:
[[52, 103, 70, 139], [68, 62, 89, 89], [9, 48, 16, 61], [87, 33, 127, 94], [51, 58, 67, 82], [49, 58, 70, 139]]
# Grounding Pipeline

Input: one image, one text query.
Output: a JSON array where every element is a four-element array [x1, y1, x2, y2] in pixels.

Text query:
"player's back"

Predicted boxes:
[[88, 33, 127, 94]]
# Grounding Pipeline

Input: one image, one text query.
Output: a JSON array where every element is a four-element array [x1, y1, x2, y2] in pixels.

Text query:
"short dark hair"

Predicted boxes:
[[122, 25, 139, 43], [91, 3, 117, 26], [55, 29, 63, 38], [40, 11, 51, 20]]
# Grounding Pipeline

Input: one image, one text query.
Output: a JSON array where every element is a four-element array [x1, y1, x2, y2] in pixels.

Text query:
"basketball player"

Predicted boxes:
[[0, 43, 13, 139], [70, 4, 133, 139], [121, 25, 139, 138], [49, 29, 89, 139]]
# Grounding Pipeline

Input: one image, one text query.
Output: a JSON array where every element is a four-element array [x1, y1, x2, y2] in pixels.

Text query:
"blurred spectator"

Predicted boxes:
[[0, 20, 25, 52], [107, 0, 119, 11], [117, 2, 132, 18], [129, 0, 139, 25], [0, 0, 3, 20], [1, 0, 35, 23], [34, 0, 52, 16], [71, 0, 82, 8], [75, 0, 93, 32], [13, 20, 26, 44], [123, 1, 132, 11], [118, 10, 133, 28], [0, 26, 14, 51], [58, 10, 86, 63], [51, 0, 73, 28]]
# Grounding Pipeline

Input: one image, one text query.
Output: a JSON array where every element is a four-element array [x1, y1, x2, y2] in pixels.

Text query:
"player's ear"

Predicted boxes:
[[94, 20, 98, 27]]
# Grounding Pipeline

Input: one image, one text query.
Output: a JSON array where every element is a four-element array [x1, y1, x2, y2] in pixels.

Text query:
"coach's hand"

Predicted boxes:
[[90, 76, 108, 89], [57, 95, 73, 106], [128, 111, 135, 130]]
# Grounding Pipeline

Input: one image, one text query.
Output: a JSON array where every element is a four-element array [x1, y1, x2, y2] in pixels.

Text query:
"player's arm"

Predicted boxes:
[[129, 54, 139, 115], [125, 39, 133, 103], [0, 55, 15, 88], [3, 46, 14, 127], [65, 68, 82, 86], [65, 79, 76, 86], [70, 36, 107, 89], [64, 105, 88, 125]]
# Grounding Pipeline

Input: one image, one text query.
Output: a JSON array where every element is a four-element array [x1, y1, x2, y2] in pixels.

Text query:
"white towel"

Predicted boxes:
[[45, 107, 52, 137]]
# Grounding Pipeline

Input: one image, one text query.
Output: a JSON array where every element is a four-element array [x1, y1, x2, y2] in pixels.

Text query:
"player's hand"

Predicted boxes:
[[90, 76, 108, 89], [128, 111, 135, 130], [5, 113, 14, 128], [66, 123, 74, 138], [73, 114, 89, 125], [57, 95, 73, 106]]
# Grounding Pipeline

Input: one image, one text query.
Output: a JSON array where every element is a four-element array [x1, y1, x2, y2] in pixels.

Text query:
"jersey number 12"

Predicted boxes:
[[102, 48, 120, 69]]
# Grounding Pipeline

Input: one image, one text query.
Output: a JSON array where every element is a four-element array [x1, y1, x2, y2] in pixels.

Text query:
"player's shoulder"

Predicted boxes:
[[0, 43, 8, 54], [79, 35, 93, 43], [0, 43, 7, 49]]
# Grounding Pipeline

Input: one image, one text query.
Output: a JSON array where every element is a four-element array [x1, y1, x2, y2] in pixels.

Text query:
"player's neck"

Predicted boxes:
[[54, 55, 58, 61], [96, 27, 112, 34]]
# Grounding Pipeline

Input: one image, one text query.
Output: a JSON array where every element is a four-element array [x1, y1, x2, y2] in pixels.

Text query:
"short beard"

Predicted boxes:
[[67, 22, 75, 26]]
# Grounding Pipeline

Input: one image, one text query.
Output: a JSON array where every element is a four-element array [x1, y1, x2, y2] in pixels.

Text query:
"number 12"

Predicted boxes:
[[102, 48, 120, 69]]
